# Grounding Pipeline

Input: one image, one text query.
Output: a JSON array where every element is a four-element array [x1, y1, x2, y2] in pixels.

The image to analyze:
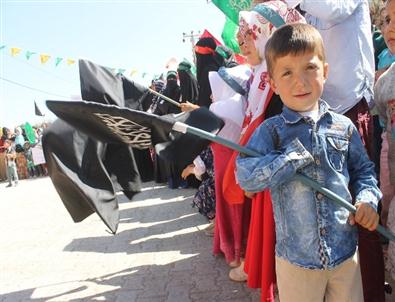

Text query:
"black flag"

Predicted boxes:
[[43, 59, 148, 233], [34, 101, 44, 116], [46, 100, 224, 167]]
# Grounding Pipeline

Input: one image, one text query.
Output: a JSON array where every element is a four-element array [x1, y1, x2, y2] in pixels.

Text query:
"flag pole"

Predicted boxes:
[[148, 88, 181, 108], [172, 121, 395, 242]]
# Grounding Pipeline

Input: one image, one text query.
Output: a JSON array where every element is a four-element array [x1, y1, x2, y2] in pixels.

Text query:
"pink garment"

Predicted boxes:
[[380, 132, 395, 227], [384, 131, 395, 279], [212, 143, 250, 264]]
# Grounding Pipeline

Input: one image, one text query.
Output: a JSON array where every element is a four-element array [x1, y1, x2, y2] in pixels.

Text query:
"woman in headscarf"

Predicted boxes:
[[0, 127, 11, 181], [194, 37, 224, 108], [177, 60, 199, 104], [154, 71, 181, 115], [14, 127, 25, 152], [222, 2, 305, 301]]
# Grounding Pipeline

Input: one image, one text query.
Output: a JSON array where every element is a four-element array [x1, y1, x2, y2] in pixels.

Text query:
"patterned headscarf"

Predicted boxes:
[[239, 1, 305, 61], [238, 1, 305, 131]]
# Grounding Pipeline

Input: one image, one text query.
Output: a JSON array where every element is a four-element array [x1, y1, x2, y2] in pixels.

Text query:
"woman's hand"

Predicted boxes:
[[181, 164, 195, 179], [180, 101, 200, 112]]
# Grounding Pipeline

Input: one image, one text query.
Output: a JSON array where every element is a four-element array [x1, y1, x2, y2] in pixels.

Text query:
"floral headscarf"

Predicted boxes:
[[239, 1, 305, 61], [238, 1, 305, 130]]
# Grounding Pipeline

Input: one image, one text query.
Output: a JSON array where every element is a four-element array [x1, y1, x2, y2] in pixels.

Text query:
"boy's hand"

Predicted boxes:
[[348, 202, 379, 231]]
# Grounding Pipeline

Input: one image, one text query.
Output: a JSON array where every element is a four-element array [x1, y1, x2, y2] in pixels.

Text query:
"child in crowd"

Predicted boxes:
[[236, 23, 382, 301], [375, 0, 395, 281], [181, 147, 216, 225], [4, 139, 19, 187], [376, 0, 395, 227]]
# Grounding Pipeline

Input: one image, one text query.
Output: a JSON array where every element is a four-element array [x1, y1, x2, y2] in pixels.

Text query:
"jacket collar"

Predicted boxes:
[[281, 99, 331, 124]]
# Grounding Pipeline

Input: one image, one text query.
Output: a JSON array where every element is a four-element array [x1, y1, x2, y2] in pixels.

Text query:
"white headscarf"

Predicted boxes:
[[209, 65, 252, 143], [238, 1, 305, 133]]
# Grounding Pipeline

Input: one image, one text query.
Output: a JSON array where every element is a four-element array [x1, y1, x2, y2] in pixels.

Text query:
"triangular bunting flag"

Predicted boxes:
[[130, 69, 138, 77], [40, 54, 51, 64], [66, 59, 75, 65], [55, 57, 63, 66], [25, 51, 36, 60], [117, 68, 126, 75], [11, 47, 21, 57], [0, 45, 6, 50]]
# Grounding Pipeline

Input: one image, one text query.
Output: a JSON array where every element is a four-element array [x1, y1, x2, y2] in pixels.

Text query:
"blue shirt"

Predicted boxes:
[[300, 0, 375, 113], [236, 100, 382, 269], [378, 48, 395, 70]]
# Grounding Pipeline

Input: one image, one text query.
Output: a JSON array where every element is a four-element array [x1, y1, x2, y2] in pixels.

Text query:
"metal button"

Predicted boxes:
[[315, 158, 320, 165]]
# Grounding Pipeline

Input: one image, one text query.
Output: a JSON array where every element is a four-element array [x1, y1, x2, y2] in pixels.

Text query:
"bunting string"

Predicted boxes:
[[0, 44, 159, 80]]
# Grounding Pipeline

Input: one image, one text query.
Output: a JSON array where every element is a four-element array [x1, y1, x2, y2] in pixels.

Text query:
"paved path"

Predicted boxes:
[[0, 178, 261, 302]]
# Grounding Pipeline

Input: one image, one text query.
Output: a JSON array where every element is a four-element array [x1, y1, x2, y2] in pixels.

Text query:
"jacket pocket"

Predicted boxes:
[[326, 135, 348, 172]]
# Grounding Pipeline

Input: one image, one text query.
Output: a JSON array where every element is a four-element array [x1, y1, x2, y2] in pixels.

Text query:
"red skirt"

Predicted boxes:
[[212, 143, 250, 264], [244, 190, 276, 302]]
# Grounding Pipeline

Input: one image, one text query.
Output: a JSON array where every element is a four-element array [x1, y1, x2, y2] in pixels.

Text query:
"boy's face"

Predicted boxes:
[[383, 0, 395, 54], [237, 30, 261, 66], [269, 51, 328, 112]]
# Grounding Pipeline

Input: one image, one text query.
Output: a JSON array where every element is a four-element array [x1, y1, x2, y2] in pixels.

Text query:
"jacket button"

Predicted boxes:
[[315, 158, 321, 165], [320, 228, 326, 236]]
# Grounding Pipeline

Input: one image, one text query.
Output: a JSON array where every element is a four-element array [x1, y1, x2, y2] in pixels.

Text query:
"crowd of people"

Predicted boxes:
[[129, 0, 395, 301], [0, 124, 48, 187]]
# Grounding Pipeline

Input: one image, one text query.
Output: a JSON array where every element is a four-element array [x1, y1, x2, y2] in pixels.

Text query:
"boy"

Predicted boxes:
[[236, 23, 382, 301], [4, 139, 19, 187]]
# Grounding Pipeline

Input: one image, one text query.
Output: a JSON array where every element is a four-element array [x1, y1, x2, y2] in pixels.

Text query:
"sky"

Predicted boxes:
[[0, 0, 225, 129]]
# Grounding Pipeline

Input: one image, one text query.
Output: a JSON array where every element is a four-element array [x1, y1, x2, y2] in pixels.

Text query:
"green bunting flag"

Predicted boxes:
[[117, 68, 126, 75], [25, 51, 36, 60], [212, 0, 252, 24], [55, 57, 63, 66], [221, 17, 241, 54], [0, 45, 6, 50]]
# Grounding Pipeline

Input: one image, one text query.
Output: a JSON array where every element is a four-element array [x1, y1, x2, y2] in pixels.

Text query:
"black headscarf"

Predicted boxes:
[[154, 72, 181, 115], [195, 37, 223, 108], [177, 61, 198, 104]]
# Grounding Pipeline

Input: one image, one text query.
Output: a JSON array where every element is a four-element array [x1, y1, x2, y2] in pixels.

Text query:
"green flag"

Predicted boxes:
[[222, 17, 241, 54], [212, 0, 252, 24]]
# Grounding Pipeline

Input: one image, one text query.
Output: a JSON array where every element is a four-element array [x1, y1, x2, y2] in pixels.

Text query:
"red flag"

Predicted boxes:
[[200, 29, 245, 64]]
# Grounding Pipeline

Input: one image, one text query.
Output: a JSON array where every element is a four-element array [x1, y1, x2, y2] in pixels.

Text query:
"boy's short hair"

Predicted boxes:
[[265, 23, 326, 76]]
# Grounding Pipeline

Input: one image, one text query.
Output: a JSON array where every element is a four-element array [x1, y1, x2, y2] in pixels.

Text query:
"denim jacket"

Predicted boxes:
[[236, 100, 382, 269]]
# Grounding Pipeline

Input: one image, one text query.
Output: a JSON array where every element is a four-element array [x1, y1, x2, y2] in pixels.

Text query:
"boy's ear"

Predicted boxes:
[[323, 62, 329, 82], [269, 77, 279, 95]]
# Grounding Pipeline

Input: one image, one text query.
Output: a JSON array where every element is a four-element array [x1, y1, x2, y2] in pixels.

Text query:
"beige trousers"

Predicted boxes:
[[276, 252, 363, 302]]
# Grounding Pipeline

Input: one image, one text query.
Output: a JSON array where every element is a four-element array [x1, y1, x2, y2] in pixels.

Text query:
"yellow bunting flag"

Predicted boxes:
[[11, 47, 21, 57], [130, 69, 138, 77], [40, 54, 51, 64], [66, 59, 75, 65]]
